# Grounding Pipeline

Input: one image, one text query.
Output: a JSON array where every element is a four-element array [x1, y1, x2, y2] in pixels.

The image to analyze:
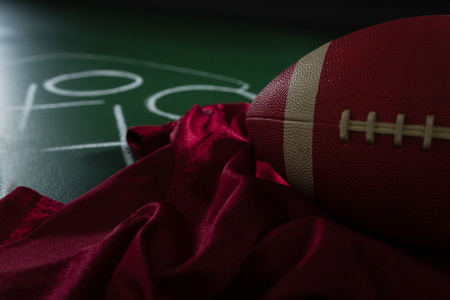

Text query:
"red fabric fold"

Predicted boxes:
[[0, 103, 449, 299], [0, 187, 64, 245]]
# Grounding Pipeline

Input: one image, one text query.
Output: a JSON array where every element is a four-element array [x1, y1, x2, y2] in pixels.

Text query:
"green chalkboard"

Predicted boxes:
[[0, 0, 346, 203]]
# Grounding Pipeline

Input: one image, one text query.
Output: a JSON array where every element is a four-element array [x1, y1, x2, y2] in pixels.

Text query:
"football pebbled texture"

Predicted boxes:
[[246, 15, 450, 251]]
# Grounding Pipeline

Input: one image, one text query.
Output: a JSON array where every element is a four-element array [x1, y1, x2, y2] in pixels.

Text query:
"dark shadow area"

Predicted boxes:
[[6, 0, 450, 31]]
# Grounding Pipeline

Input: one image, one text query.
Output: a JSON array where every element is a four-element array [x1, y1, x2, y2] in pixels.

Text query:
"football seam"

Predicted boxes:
[[339, 110, 450, 149]]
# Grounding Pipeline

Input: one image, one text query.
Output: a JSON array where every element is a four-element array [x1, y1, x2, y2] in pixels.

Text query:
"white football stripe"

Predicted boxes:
[[283, 42, 330, 200]]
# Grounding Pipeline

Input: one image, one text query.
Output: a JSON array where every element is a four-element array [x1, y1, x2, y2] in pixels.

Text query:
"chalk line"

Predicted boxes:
[[18, 83, 37, 131], [41, 105, 134, 167], [43, 141, 124, 152], [5, 52, 249, 88], [3, 100, 105, 111], [114, 105, 134, 166]]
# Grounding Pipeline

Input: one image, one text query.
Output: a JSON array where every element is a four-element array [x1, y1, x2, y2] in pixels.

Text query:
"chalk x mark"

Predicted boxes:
[[18, 83, 38, 131], [114, 105, 134, 166]]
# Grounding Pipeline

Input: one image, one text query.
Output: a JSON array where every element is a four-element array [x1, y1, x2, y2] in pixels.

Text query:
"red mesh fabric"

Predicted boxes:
[[0, 103, 449, 299], [0, 188, 64, 245]]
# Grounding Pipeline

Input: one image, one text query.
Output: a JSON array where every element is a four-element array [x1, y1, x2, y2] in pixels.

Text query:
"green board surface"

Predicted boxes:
[[0, 0, 346, 203]]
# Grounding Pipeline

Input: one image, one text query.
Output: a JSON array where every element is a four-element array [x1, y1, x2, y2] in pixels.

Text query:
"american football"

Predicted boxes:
[[246, 15, 450, 250]]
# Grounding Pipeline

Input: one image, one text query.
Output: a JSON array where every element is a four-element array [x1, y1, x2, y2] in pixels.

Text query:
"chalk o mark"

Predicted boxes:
[[43, 70, 143, 97], [146, 84, 257, 120]]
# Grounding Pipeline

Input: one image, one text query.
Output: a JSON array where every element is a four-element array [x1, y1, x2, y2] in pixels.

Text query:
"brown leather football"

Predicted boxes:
[[246, 15, 450, 250]]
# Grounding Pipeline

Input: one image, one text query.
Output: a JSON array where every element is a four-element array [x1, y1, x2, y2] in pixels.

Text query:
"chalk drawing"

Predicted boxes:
[[8, 52, 256, 163], [6, 52, 256, 119], [43, 70, 143, 97], [146, 84, 257, 120], [0, 47, 260, 201]]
